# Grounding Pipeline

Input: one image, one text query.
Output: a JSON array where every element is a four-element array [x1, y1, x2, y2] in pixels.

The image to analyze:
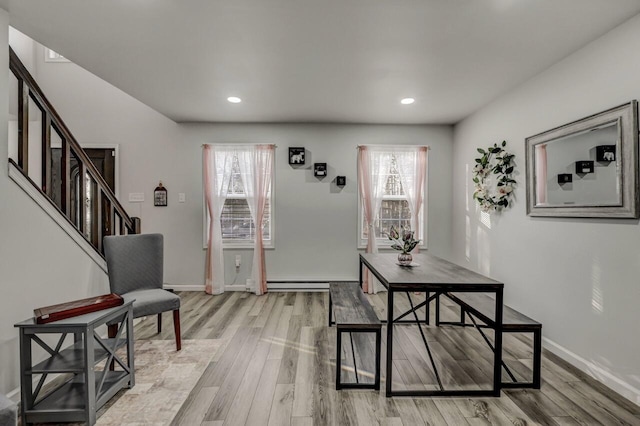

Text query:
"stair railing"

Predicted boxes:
[[8, 47, 140, 255]]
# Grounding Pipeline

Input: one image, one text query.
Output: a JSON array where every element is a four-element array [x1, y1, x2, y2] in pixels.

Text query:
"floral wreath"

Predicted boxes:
[[472, 141, 516, 212]]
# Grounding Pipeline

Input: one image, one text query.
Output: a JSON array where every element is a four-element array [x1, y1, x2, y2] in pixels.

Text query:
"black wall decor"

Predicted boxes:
[[575, 161, 594, 174], [289, 147, 305, 165], [596, 145, 616, 162], [314, 163, 327, 177], [336, 176, 346, 186], [154, 181, 167, 206], [557, 173, 572, 184]]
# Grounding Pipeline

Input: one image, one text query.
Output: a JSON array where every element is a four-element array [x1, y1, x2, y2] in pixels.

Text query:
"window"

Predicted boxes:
[[220, 155, 272, 243], [203, 149, 274, 248], [44, 48, 70, 63], [358, 147, 427, 249]]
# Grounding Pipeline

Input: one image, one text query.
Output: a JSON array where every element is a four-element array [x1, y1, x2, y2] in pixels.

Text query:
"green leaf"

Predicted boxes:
[[475, 158, 481, 163], [502, 140, 506, 147], [505, 166, 514, 174], [477, 148, 485, 154]]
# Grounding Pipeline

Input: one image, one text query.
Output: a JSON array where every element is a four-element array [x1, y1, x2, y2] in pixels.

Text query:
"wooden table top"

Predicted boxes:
[[360, 252, 503, 290]]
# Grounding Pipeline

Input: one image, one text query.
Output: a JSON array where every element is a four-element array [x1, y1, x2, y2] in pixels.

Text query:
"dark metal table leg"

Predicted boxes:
[[328, 291, 333, 327], [336, 329, 342, 390], [533, 328, 542, 389], [374, 329, 381, 391], [425, 291, 430, 325], [386, 289, 394, 396], [493, 288, 504, 397]]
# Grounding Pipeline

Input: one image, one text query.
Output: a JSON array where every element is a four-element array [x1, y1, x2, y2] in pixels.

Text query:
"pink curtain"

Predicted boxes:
[[357, 146, 391, 294], [535, 144, 548, 205], [238, 144, 275, 296], [358, 147, 374, 293]]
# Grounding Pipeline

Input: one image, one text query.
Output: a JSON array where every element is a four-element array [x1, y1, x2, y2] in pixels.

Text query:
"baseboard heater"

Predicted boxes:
[[267, 281, 332, 291]]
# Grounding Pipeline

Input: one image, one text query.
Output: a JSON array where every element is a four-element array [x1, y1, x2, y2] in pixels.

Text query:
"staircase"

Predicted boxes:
[[8, 47, 140, 255]]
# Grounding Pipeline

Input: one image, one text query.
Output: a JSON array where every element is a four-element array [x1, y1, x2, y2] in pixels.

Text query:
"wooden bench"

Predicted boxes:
[[328, 282, 382, 390], [437, 292, 542, 389]]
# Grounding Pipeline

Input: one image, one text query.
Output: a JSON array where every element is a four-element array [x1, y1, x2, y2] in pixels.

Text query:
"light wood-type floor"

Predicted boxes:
[[133, 291, 640, 425]]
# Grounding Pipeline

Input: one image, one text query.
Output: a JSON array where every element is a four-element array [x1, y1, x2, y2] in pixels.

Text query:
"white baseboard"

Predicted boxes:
[[268, 282, 329, 292], [165, 281, 343, 293], [544, 337, 640, 406], [164, 284, 205, 292], [164, 284, 247, 292]]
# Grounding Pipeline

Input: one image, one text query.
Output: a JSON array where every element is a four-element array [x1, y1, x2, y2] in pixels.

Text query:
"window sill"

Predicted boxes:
[[357, 243, 427, 251], [202, 244, 275, 250]]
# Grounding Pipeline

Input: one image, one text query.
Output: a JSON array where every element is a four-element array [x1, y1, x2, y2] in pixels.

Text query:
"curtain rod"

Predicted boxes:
[[202, 143, 277, 148], [356, 144, 430, 149]]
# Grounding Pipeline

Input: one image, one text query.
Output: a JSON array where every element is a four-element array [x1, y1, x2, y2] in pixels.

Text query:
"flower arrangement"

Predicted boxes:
[[472, 141, 516, 212], [387, 225, 420, 254]]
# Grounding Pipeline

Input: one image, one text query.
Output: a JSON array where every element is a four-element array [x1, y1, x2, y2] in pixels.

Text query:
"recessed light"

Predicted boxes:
[[401, 98, 415, 105], [227, 96, 242, 103]]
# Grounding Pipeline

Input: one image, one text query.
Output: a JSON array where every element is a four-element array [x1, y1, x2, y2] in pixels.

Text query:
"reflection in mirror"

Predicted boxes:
[[535, 121, 620, 207], [526, 101, 638, 218]]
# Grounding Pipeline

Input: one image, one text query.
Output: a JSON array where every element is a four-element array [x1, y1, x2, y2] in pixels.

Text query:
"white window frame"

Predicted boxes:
[[357, 152, 428, 250], [202, 152, 275, 250]]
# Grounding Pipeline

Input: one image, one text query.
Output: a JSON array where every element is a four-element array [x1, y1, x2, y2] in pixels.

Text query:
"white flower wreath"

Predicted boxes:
[[472, 141, 516, 212]]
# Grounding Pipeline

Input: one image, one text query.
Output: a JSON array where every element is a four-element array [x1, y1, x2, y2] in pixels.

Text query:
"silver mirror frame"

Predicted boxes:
[[525, 101, 639, 218]]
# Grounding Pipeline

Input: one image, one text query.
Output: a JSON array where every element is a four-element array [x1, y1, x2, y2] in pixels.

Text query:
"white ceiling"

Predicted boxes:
[[2, 0, 640, 124]]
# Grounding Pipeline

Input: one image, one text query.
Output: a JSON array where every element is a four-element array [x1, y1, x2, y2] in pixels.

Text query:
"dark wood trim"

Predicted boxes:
[[42, 114, 52, 196], [132, 217, 141, 234], [78, 161, 86, 234], [17, 78, 28, 172], [96, 186, 103, 252], [61, 139, 70, 215]]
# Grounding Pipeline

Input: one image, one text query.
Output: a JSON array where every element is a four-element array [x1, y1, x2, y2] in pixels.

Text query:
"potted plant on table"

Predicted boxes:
[[387, 225, 420, 266]]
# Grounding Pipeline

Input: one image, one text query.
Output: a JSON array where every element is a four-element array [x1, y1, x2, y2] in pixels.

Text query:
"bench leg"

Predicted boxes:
[[328, 291, 333, 327], [374, 329, 381, 390], [425, 291, 430, 325], [461, 306, 466, 325], [533, 329, 542, 389], [336, 330, 342, 390], [435, 292, 441, 326]]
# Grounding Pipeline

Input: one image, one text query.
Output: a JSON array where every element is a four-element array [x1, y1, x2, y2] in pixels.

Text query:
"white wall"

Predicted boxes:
[[11, 31, 454, 289], [181, 123, 453, 286], [452, 13, 640, 403], [0, 15, 110, 395]]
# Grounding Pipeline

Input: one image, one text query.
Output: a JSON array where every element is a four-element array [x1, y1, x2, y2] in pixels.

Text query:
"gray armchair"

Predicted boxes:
[[103, 233, 181, 350]]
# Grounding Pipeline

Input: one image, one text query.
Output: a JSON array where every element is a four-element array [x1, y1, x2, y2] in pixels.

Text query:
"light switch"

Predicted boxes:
[[178, 193, 186, 203], [129, 193, 145, 202]]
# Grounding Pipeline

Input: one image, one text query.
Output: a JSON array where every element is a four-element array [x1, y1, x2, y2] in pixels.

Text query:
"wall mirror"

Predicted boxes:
[[525, 101, 638, 218]]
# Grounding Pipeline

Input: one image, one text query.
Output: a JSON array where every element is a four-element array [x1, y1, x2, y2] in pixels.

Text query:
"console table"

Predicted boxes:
[[15, 301, 134, 425], [359, 252, 504, 397]]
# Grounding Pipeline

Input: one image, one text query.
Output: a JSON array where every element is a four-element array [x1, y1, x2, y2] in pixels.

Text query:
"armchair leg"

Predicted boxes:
[[108, 324, 117, 338], [173, 310, 182, 351], [157, 313, 162, 334]]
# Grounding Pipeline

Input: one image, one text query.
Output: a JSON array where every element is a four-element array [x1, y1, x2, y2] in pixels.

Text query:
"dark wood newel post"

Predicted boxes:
[[131, 217, 141, 234]]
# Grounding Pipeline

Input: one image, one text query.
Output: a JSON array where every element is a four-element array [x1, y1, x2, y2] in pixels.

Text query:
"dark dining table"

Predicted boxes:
[[359, 252, 504, 397]]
